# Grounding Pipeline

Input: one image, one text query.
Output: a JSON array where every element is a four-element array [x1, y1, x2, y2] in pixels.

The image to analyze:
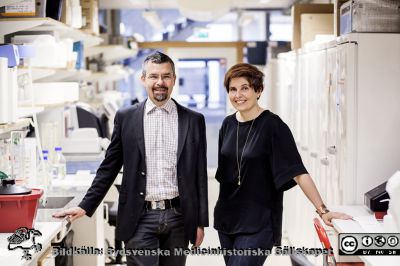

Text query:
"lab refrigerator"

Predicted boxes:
[[279, 33, 400, 263], [337, 33, 400, 205], [288, 33, 400, 206]]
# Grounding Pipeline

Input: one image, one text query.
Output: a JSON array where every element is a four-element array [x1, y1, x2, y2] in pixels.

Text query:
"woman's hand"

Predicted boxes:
[[194, 227, 205, 247], [321, 211, 352, 227]]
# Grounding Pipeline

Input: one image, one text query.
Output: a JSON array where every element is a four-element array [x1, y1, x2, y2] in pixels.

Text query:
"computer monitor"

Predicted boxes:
[[76, 106, 109, 139]]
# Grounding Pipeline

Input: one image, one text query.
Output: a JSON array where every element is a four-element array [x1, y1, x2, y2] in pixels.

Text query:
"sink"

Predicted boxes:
[[38, 196, 74, 209]]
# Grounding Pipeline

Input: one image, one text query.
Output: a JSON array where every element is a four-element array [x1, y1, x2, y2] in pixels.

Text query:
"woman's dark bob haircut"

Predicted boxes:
[[224, 63, 264, 93]]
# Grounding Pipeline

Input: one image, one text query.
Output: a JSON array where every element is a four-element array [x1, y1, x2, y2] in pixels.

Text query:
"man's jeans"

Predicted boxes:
[[124, 207, 188, 266]]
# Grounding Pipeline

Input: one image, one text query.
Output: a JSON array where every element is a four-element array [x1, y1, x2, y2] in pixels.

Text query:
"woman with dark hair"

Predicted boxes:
[[214, 63, 351, 266]]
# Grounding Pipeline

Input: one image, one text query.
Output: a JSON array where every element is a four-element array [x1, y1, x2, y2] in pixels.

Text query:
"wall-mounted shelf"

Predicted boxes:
[[0, 118, 31, 135], [0, 17, 103, 47], [85, 45, 138, 62], [17, 106, 45, 118], [32, 67, 132, 83], [31, 68, 56, 81], [36, 102, 72, 108], [86, 69, 131, 83], [33, 68, 91, 82]]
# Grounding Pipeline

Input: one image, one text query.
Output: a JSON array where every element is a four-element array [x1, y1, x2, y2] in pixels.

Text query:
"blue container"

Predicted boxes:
[[0, 45, 20, 67]]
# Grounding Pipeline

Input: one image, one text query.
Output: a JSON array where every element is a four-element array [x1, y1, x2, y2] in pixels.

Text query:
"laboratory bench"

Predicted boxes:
[[0, 173, 108, 265], [330, 205, 400, 266], [0, 222, 62, 265]]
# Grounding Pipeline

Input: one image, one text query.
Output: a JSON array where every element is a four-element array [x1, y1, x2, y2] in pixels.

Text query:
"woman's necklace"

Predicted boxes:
[[236, 118, 255, 186]]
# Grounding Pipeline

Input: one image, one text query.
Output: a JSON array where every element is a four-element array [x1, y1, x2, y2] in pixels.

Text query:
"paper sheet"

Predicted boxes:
[[353, 215, 384, 233]]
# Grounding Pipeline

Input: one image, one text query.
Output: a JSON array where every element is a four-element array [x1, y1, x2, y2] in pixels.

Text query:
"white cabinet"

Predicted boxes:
[[336, 42, 356, 206], [325, 45, 338, 206], [338, 34, 400, 204], [277, 33, 400, 264], [276, 51, 296, 127], [71, 204, 105, 266]]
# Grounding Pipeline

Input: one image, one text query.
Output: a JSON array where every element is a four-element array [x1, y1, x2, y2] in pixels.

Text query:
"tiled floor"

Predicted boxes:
[[186, 178, 292, 266]]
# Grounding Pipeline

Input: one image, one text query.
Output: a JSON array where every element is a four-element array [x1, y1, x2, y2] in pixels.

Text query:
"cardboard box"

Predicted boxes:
[[291, 3, 333, 50], [0, 0, 35, 17], [80, 0, 99, 35], [300, 13, 334, 46], [81, 0, 99, 7]]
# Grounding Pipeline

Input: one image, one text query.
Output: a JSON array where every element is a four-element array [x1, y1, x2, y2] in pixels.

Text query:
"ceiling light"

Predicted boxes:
[[132, 33, 145, 42], [177, 0, 231, 22], [239, 14, 254, 27], [119, 22, 126, 35], [142, 10, 164, 30]]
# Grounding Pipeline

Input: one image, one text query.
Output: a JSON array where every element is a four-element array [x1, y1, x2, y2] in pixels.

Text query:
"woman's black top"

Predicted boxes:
[[213, 110, 308, 245]]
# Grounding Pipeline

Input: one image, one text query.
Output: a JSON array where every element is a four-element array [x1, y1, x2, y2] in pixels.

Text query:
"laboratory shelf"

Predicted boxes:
[[31, 67, 57, 81], [85, 45, 138, 62], [33, 68, 92, 82], [86, 68, 132, 83], [32, 67, 131, 83], [16, 106, 45, 118], [0, 17, 103, 47], [0, 118, 31, 135]]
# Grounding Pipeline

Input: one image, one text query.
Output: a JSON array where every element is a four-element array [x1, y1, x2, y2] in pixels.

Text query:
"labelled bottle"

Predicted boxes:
[[37, 153, 50, 188], [52, 147, 66, 180], [38, 154, 51, 206], [42, 149, 49, 160]]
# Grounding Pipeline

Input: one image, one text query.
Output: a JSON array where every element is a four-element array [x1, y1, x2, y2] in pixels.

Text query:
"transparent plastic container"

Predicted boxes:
[[38, 155, 50, 186], [51, 147, 66, 180]]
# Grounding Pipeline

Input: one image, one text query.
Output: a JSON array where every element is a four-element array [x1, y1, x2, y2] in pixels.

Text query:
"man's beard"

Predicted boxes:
[[153, 87, 168, 102]]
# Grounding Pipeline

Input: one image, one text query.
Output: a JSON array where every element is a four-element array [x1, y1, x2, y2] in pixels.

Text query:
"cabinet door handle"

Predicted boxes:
[[103, 202, 109, 223], [320, 158, 329, 166], [327, 145, 336, 154]]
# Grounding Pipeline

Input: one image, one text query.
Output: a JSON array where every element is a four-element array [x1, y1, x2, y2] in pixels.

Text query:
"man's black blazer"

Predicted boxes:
[[78, 99, 209, 243]]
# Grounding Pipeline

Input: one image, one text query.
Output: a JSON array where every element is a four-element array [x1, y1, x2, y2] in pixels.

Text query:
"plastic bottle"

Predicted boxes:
[[37, 154, 50, 206], [51, 147, 66, 180], [42, 149, 49, 159], [36, 153, 50, 188]]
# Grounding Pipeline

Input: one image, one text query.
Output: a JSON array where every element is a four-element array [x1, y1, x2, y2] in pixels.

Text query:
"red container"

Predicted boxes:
[[0, 188, 43, 232]]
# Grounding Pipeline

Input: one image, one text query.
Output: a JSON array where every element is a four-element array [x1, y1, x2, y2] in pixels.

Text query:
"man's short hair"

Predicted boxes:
[[142, 51, 175, 77]]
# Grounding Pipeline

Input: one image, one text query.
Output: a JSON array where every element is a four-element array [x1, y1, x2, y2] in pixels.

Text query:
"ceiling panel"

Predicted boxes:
[[99, 0, 296, 10]]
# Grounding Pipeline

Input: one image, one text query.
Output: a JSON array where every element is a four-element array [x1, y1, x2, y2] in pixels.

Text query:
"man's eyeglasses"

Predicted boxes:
[[147, 74, 174, 81]]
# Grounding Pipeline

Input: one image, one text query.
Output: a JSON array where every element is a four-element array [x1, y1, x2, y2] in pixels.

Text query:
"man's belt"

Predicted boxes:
[[145, 197, 180, 210]]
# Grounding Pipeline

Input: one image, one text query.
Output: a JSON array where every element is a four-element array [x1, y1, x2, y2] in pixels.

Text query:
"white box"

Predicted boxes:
[[32, 82, 79, 105]]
